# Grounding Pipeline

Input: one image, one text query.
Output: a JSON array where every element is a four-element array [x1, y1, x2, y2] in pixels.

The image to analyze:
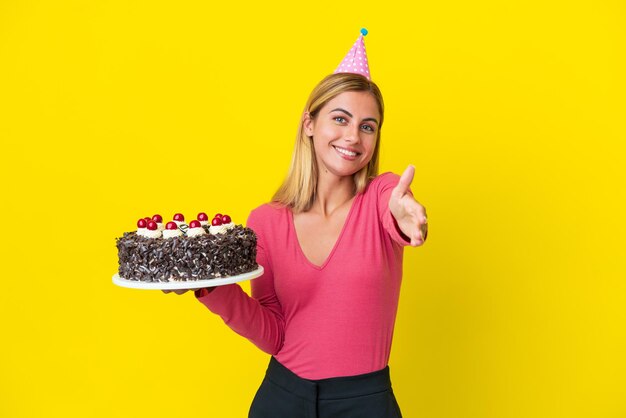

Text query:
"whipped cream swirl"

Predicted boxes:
[[143, 229, 162, 239], [209, 222, 235, 235], [186, 227, 207, 237], [163, 228, 183, 239]]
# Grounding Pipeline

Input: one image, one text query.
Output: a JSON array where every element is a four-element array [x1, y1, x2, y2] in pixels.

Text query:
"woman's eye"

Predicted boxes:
[[361, 124, 375, 132], [334, 116, 347, 123]]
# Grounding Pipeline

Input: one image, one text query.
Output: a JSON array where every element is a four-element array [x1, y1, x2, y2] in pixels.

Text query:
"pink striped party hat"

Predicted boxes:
[[334, 28, 371, 80]]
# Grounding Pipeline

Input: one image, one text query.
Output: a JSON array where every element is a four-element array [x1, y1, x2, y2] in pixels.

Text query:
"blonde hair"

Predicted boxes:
[[272, 73, 385, 213]]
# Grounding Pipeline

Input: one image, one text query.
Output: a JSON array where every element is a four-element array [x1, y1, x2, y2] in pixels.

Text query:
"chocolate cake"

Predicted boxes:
[[116, 213, 258, 282]]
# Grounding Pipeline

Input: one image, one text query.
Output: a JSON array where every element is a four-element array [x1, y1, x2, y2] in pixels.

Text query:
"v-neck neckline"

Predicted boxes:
[[289, 194, 361, 270]]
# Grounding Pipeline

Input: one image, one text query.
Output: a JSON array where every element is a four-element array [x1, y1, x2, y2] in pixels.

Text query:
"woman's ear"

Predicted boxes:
[[303, 112, 314, 137]]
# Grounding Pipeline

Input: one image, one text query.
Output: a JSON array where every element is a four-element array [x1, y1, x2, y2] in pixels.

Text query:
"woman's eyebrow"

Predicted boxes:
[[329, 108, 379, 125]]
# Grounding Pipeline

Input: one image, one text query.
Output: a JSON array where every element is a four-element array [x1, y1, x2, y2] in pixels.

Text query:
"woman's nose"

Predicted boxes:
[[344, 123, 361, 143]]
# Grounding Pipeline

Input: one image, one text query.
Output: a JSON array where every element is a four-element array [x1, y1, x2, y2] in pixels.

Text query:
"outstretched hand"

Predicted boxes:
[[389, 165, 428, 247], [162, 289, 190, 295]]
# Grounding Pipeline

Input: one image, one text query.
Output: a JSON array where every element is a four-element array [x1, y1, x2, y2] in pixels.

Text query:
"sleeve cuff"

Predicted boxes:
[[194, 285, 224, 302], [194, 288, 212, 299], [383, 208, 412, 246]]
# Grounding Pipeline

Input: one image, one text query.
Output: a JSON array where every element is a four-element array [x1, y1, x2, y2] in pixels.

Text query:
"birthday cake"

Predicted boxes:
[[116, 212, 258, 282]]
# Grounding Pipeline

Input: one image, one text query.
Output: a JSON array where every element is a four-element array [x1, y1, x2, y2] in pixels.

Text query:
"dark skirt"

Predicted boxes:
[[249, 357, 402, 418]]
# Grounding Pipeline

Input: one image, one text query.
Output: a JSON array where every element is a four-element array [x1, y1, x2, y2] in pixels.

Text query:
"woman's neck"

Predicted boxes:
[[312, 169, 355, 218]]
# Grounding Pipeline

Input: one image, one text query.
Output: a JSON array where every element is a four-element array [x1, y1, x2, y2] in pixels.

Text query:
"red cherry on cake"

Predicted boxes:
[[221, 214, 231, 224], [189, 220, 201, 228], [137, 218, 147, 228], [214, 213, 222, 220], [152, 214, 163, 223], [147, 221, 158, 231], [197, 212, 209, 222], [211, 217, 223, 226], [173, 213, 185, 222], [165, 221, 178, 230], [143, 217, 151, 223]]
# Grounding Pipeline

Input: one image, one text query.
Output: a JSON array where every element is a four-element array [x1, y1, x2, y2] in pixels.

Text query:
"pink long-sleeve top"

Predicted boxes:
[[195, 172, 413, 380]]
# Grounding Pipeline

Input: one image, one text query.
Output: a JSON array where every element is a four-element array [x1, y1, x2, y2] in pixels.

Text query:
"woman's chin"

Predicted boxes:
[[324, 164, 366, 179]]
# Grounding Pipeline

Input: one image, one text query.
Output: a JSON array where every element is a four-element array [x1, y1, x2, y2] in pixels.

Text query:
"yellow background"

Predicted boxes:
[[1, 0, 624, 417]]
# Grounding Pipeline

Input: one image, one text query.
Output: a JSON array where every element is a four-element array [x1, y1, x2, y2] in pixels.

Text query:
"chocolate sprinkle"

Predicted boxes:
[[115, 225, 258, 282]]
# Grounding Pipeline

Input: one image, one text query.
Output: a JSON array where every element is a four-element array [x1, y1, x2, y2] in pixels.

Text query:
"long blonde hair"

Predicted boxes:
[[272, 73, 385, 213]]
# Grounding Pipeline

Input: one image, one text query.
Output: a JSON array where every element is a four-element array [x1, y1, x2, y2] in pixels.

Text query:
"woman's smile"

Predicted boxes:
[[332, 145, 361, 160]]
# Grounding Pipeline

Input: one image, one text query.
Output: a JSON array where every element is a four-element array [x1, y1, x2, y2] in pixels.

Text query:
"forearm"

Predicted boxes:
[[195, 283, 285, 355]]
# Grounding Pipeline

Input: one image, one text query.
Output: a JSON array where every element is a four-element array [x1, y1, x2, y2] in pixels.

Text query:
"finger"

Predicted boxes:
[[162, 290, 171, 294], [393, 165, 415, 198], [411, 230, 424, 247], [420, 209, 428, 241], [411, 211, 428, 244], [173, 289, 188, 295]]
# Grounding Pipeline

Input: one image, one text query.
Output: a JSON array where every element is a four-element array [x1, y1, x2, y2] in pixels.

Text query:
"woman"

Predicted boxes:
[[165, 34, 427, 418]]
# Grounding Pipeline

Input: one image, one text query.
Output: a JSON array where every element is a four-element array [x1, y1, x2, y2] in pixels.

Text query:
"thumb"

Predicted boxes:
[[393, 165, 415, 198]]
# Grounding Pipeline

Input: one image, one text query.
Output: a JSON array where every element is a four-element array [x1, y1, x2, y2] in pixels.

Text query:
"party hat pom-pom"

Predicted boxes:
[[360, 28, 368, 36]]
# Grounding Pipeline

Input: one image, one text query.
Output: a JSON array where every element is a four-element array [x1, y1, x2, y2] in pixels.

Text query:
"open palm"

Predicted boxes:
[[388, 165, 428, 247]]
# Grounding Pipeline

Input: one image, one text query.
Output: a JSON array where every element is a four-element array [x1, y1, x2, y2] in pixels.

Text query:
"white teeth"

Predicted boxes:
[[334, 146, 357, 157]]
